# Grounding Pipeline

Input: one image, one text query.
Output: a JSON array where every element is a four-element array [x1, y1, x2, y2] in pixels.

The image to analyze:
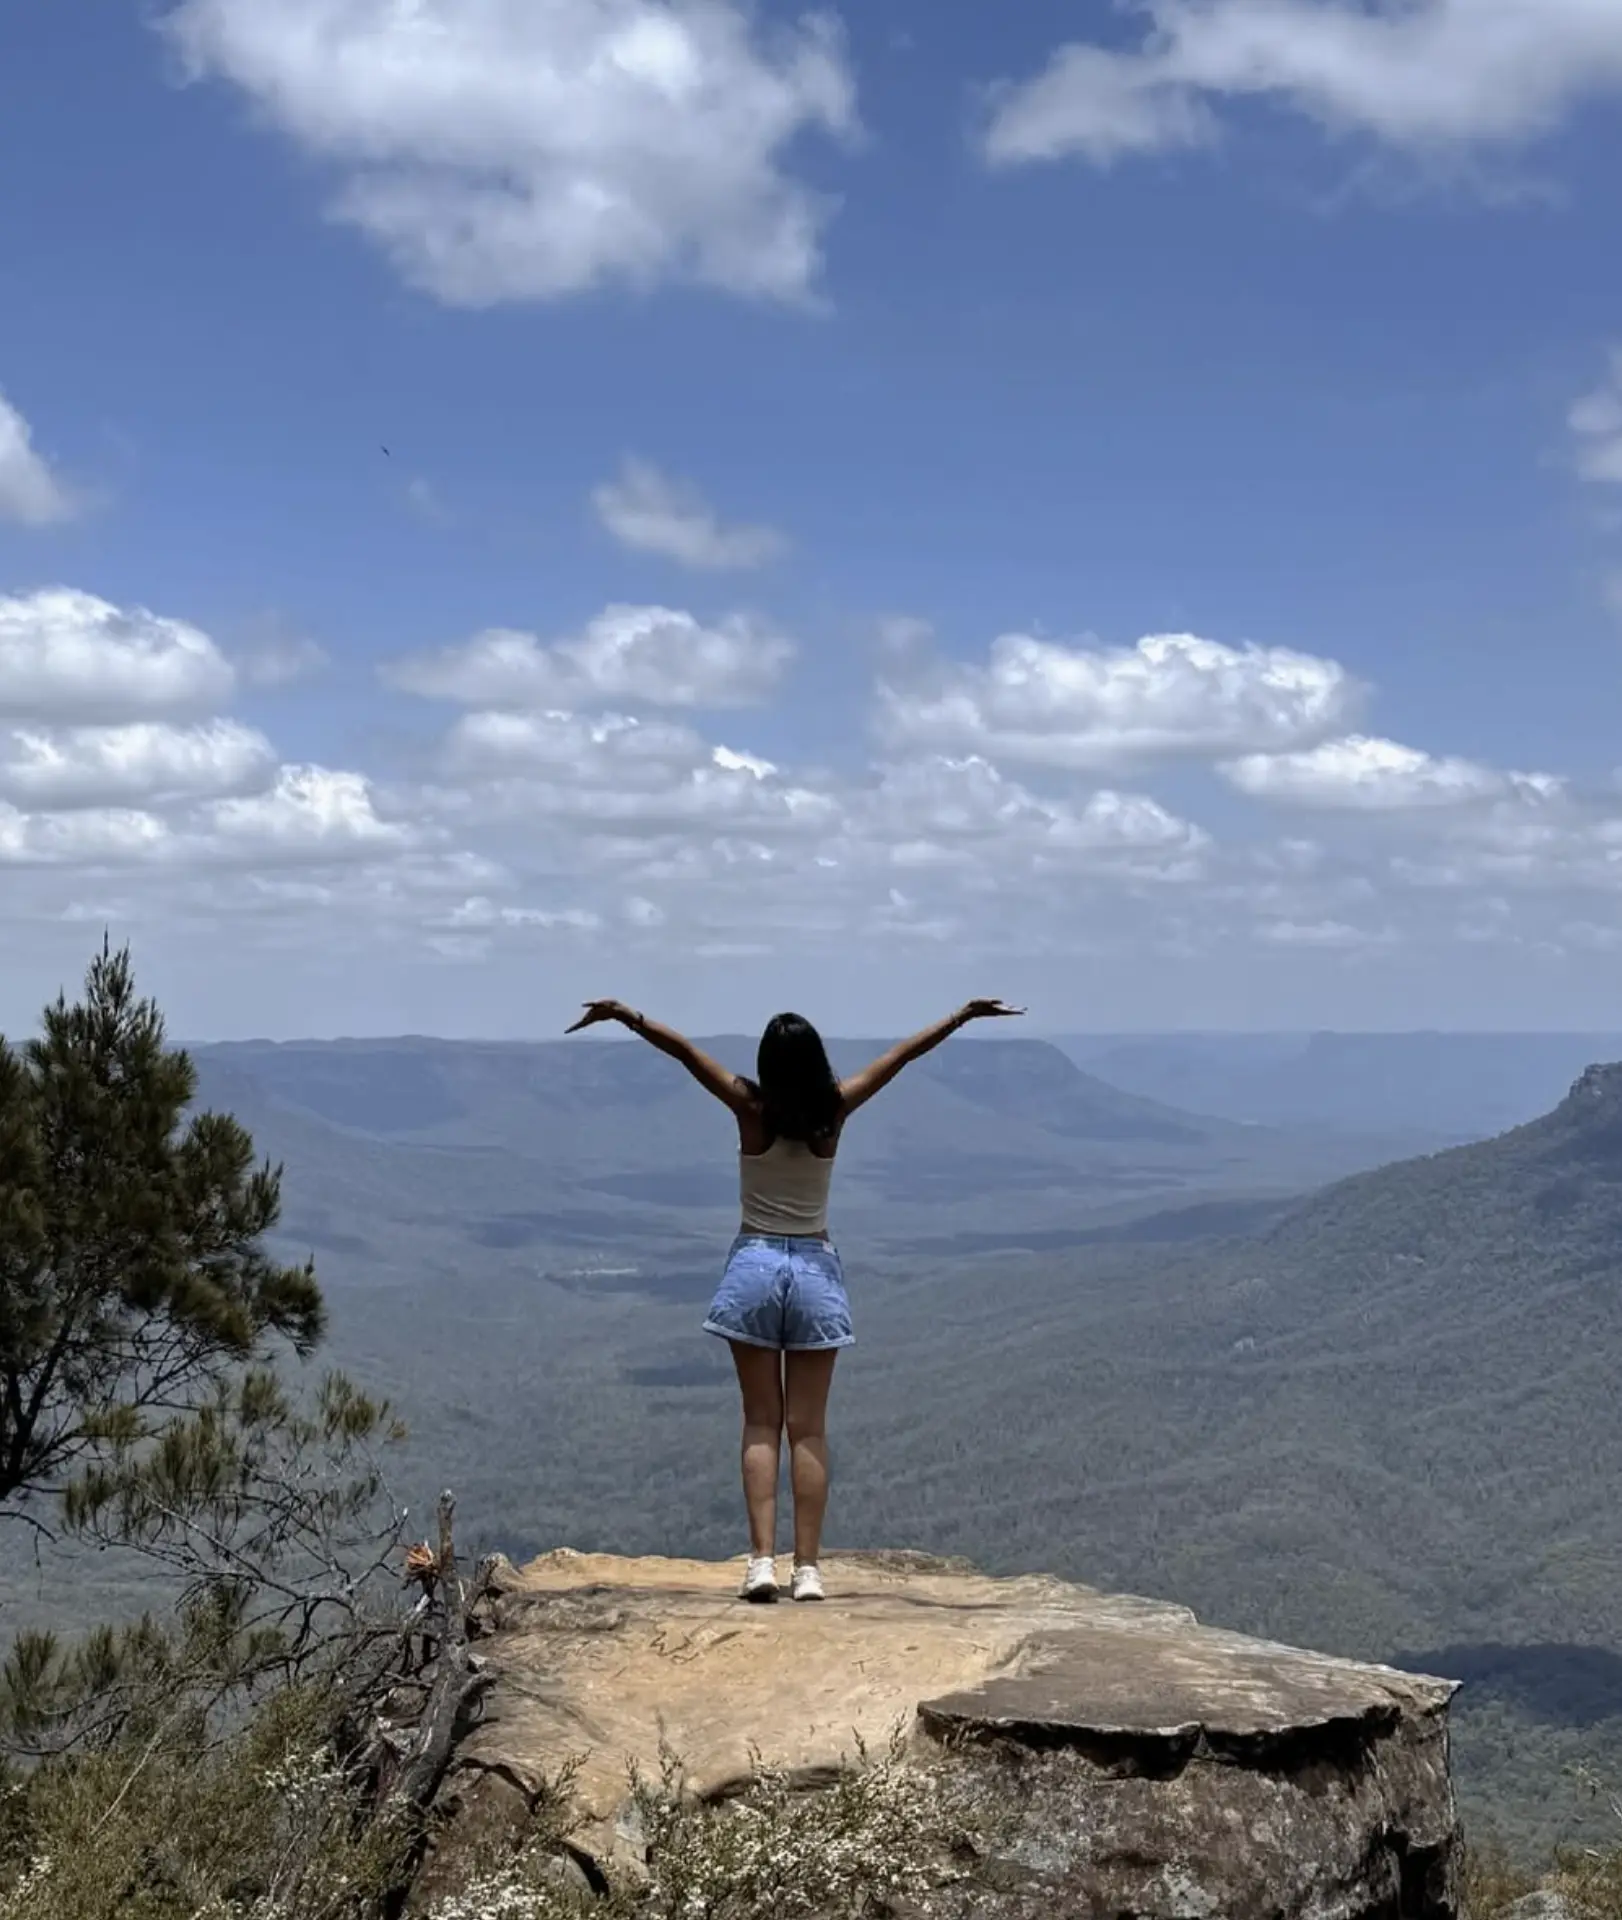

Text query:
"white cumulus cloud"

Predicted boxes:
[[0, 390, 78, 526], [0, 804, 170, 868], [0, 589, 236, 722], [416, 696, 838, 842], [433, 755, 838, 841], [0, 766, 416, 872], [1223, 734, 1561, 810], [439, 708, 707, 787], [877, 630, 1357, 770], [0, 719, 276, 810], [160, 0, 857, 306], [860, 754, 1205, 860], [21, 571, 1622, 1006], [984, 0, 1622, 171], [386, 604, 793, 710], [594, 458, 786, 570], [206, 765, 413, 858], [712, 744, 777, 779]]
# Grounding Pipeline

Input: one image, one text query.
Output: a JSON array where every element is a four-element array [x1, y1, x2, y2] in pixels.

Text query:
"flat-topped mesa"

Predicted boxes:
[[422, 1549, 1461, 1920]]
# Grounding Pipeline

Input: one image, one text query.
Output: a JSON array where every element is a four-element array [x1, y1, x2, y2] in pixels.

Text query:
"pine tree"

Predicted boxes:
[[0, 941, 324, 1527]]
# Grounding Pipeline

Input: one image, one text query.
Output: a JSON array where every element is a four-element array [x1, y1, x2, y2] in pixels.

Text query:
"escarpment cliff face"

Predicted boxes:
[[420, 1549, 1461, 1920]]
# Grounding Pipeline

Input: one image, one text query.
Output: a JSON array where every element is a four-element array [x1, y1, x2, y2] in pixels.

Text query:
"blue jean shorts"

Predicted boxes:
[[703, 1235, 855, 1352]]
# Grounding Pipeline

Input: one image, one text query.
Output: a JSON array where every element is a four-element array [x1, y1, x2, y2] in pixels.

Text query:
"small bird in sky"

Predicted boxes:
[[380, 445, 392, 458]]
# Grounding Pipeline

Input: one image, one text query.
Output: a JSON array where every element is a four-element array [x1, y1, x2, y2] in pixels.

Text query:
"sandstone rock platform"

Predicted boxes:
[[436, 1547, 1461, 1918]]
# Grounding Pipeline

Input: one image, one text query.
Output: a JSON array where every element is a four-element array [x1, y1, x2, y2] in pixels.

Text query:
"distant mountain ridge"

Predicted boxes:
[[1229, 1055, 1622, 1303], [1059, 1030, 1622, 1141], [189, 1035, 1421, 1259], [194, 1030, 1429, 1153], [198, 1032, 1221, 1146]]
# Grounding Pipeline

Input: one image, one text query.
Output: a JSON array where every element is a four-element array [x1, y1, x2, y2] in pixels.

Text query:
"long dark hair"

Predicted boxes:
[[748, 1012, 841, 1146]]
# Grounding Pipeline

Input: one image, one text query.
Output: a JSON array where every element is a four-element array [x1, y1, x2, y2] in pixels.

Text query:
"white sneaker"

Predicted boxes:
[[790, 1563, 825, 1603], [740, 1555, 779, 1603]]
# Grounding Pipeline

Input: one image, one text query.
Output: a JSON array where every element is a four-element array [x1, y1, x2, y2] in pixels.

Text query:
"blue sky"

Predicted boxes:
[[4, 0, 1622, 1039]]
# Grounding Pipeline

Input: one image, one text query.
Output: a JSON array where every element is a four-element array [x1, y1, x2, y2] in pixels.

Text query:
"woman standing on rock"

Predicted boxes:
[[564, 999, 1024, 1603]]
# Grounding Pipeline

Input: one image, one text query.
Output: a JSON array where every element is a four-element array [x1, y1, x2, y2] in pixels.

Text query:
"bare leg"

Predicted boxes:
[[784, 1348, 838, 1566], [728, 1342, 785, 1559]]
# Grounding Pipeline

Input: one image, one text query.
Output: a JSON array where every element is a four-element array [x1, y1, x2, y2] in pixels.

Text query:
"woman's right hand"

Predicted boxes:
[[957, 998, 1025, 1023], [566, 999, 633, 1033]]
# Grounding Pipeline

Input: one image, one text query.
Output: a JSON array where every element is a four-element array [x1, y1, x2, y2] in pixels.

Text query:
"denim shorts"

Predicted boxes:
[[703, 1235, 855, 1352]]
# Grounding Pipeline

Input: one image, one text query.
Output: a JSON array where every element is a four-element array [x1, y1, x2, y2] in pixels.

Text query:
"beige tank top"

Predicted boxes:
[[738, 1138, 835, 1236]]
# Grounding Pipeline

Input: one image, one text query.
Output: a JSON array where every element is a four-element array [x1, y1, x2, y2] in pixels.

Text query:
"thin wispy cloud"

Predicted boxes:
[[1572, 350, 1622, 486], [235, 620, 331, 691], [593, 459, 787, 571], [984, 0, 1622, 174], [0, 388, 79, 526], [404, 476, 451, 525]]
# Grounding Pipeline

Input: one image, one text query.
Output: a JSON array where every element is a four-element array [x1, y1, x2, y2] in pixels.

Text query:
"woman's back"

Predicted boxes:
[[739, 1135, 835, 1237], [564, 993, 1022, 1604]]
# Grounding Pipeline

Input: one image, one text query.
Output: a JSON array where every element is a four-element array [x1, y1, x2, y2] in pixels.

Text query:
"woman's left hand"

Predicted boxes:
[[958, 998, 1026, 1023]]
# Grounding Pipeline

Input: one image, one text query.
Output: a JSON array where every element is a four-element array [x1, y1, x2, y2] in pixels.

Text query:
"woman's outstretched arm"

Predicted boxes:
[[839, 998, 1024, 1117], [566, 999, 752, 1114]]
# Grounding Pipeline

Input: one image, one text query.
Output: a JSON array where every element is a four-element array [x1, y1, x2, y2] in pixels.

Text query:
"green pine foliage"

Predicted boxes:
[[0, 943, 323, 1525], [0, 946, 404, 1762]]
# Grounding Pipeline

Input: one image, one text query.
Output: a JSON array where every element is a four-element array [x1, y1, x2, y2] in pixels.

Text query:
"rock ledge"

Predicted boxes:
[[432, 1548, 1460, 1919]]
